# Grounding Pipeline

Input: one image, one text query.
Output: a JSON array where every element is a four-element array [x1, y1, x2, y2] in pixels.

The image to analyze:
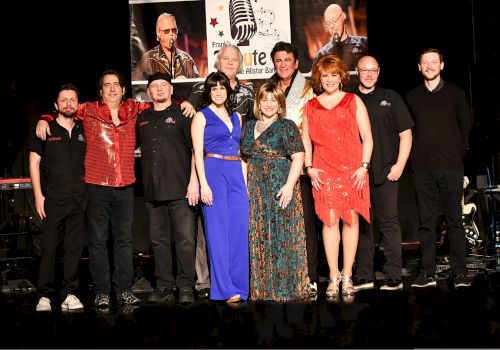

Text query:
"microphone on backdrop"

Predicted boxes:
[[229, 0, 257, 46]]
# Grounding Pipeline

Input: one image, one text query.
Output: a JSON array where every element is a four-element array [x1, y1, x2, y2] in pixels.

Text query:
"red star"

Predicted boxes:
[[210, 18, 218, 27]]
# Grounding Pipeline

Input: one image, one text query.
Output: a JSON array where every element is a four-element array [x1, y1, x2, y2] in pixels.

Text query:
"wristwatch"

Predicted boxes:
[[361, 162, 370, 170]]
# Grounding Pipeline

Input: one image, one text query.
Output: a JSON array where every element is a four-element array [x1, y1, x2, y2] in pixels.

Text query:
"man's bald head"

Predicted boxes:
[[358, 55, 379, 68], [324, 4, 343, 18]]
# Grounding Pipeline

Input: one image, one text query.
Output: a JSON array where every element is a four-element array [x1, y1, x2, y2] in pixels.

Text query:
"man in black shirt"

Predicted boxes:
[[137, 72, 199, 304], [407, 48, 472, 289], [353, 56, 414, 291], [29, 84, 87, 312]]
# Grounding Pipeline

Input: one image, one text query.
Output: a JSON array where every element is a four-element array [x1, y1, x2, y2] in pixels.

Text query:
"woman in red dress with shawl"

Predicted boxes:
[[302, 55, 373, 302]]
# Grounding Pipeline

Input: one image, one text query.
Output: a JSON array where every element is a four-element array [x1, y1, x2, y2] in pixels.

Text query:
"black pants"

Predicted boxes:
[[413, 169, 466, 275], [86, 184, 134, 295], [38, 198, 85, 299], [146, 199, 196, 290], [300, 175, 319, 282], [356, 179, 402, 280]]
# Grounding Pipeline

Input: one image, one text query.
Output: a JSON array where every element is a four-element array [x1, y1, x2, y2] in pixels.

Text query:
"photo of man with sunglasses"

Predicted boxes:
[[132, 12, 199, 81]]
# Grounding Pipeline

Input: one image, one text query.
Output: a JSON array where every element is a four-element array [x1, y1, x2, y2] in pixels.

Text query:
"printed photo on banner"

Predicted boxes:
[[128, 0, 367, 100], [205, 0, 291, 80]]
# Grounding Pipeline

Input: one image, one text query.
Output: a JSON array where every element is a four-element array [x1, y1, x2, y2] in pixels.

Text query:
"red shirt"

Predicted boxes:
[[43, 99, 151, 187]]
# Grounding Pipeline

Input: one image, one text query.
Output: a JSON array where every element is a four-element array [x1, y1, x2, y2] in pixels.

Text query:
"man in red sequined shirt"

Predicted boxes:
[[36, 69, 195, 308]]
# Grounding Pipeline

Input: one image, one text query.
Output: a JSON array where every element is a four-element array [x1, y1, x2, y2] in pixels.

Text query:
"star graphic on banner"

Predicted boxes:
[[218, 31, 224, 37], [210, 18, 218, 27]]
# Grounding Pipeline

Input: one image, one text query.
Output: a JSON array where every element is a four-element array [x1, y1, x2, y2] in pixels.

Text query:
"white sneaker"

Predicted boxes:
[[36, 297, 52, 312], [61, 294, 84, 311]]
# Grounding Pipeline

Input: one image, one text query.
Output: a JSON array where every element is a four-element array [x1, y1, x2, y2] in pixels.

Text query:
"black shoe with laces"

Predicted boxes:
[[119, 291, 141, 305], [453, 273, 472, 288], [94, 294, 110, 308], [411, 274, 437, 288], [149, 287, 175, 303], [178, 287, 194, 304]]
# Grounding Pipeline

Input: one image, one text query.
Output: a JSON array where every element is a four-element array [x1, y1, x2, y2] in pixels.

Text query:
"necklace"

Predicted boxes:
[[211, 106, 228, 120], [256, 116, 278, 133]]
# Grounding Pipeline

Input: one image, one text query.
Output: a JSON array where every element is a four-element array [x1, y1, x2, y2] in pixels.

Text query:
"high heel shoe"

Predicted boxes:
[[226, 294, 241, 304], [326, 275, 341, 299], [341, 273, 355, 303]]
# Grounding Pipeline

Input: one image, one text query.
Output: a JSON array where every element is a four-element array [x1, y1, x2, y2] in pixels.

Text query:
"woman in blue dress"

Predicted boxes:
[[191, 72, 249, 303]]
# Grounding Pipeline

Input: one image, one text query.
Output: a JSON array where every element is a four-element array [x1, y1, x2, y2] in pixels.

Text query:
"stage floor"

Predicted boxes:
[[1, 248, 499, 348]]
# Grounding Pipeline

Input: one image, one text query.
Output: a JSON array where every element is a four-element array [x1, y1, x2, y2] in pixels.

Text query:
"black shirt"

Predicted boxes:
[[188, 77, 255, 123], [27, 120, 86, 202], [355, 86, 414, 185], [137, 103, 193, 202], [406, 80, 471, 171]]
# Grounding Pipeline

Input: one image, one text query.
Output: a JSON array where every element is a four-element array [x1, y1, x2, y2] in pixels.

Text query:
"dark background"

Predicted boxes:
[[1, 0, 499, 185]]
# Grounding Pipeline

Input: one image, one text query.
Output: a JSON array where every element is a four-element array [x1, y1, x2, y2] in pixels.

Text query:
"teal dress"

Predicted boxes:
[[241, 118, 310, 301]]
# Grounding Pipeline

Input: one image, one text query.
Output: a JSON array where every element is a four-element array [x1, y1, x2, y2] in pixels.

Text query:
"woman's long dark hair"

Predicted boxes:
[[201, 71, 234, 115]]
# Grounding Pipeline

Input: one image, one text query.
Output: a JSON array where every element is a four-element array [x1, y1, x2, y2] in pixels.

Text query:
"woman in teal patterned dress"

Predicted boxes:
[[241, 82, 310, 301]]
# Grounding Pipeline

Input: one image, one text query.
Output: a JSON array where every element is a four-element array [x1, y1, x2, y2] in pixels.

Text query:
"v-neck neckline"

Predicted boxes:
[[253, 118, 278, 141], [209, 107, 234, 133]]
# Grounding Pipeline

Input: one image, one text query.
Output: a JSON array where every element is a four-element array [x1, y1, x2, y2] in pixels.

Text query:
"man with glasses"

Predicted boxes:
[[132, 13, 199, 81], [312, 3, 367, 88], [353, 56, 414, 291]]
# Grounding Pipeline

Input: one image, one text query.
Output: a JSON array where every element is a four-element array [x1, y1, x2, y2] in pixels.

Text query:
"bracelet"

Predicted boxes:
[[361, 162, 370, 170], [305, 166, 313, 172]]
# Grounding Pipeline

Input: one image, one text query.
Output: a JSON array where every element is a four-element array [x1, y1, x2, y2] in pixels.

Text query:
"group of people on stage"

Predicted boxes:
[[28, 10, 472, 311]]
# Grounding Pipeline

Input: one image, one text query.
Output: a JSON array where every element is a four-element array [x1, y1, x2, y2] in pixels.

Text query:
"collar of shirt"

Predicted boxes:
[[424, 78, 445, 93]]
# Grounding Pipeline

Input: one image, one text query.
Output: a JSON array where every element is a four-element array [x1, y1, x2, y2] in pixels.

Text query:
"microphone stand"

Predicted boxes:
[[170, 40, 176, 78]]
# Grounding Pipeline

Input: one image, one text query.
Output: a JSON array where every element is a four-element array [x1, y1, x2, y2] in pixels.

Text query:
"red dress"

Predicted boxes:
[[305, 93, 370, 226]]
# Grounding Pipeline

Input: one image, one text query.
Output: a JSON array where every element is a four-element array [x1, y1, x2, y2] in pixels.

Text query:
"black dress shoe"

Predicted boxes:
[[179, 287, 194, 304], [197, 288, 210, 299]]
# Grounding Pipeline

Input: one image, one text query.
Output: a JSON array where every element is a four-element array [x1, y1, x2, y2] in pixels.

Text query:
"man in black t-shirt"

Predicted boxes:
[[407, 49, 472, 289], [136, 72, 199, 304], [28, 84, 87, 312], [353, 56, 414, 292]]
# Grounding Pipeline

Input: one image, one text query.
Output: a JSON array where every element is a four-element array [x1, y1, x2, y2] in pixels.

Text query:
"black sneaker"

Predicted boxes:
[[353, 278, 374, 292], [119, 291, 141, 305], [411, 274, 437, 288], [380, 278, 403, 291], [149, 287, 175, 303], [197, 288, 210, 299], [95, 294, 110, 308], [178, 287, 194, 304], [453, 273, 472, 288]]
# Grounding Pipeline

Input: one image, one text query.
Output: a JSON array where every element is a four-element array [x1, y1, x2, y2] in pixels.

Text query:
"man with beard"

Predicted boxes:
[[407, 48, 472, 289], [312, 3, 367, 90], [29, 84, 87, 312], [137, 72, 198, 304]]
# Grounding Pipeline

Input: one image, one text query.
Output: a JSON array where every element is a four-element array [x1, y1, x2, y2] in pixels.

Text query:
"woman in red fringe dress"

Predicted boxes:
[[302, 55, 373, 302]]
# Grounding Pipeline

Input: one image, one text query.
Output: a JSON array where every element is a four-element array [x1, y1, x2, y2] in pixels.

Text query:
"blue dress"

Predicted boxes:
[[200, 107, 249, 301]]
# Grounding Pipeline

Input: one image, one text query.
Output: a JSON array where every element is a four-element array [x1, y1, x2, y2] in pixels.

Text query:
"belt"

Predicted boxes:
[[205, 153, 240, 161]]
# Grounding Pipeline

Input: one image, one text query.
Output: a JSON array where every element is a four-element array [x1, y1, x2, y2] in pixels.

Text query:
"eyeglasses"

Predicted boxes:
[[323, 12, 344, 28], [159, 28, 178, 35], [357, 68, 379, 75]]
